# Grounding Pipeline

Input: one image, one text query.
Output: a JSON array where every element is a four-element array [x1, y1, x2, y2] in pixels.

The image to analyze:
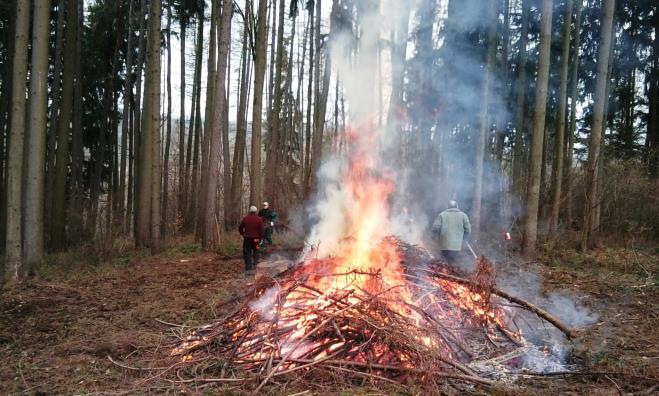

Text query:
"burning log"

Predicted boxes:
[[428, 265, 576, 339], [164, 237, 574, 392]]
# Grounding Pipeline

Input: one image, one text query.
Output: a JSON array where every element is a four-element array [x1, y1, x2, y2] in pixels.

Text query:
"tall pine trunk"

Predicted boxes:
[[24, 0, 52, 267], [512, 0, 530, 205], [203, 0, 233, 250], [582, 0, 615, 250], [45, 1, 67, 226], [303, 3, 315, 193], [549, 0, 574, 234], [119, 0, 135, 234], [250, 0, 269, 206], [230, 12, 251, 228], [4, 0, 31, 281], [51, 0, 79, 251], [136, 0, 162, 250], [178, 21, 187, 220], [522, 0, 553, 258], [264, 0, 287, 206], [68, 0, 84, 242], [472, 0, 497, 237], [566, 0, 583, 225], [162, 5, 173, 235]]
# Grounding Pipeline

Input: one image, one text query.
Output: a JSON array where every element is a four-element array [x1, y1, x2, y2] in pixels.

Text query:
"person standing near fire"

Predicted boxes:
[[239, 206, 265, 274], [258, 202, 278, 249], [431, 200, 471, 265]]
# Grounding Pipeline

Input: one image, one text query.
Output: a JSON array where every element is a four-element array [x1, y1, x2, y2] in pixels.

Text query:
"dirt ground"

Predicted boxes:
[[0, 240, 657, 395]]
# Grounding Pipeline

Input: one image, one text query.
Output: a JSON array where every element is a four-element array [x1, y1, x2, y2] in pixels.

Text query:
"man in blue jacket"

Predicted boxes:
[[431, 200, 471, 265]]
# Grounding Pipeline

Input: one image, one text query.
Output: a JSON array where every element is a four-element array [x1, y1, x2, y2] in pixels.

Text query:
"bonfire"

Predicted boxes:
[[168, 126, 574, 392]]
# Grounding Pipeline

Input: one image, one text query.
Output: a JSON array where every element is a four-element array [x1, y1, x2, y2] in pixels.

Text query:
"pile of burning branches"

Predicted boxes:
[[168, 237, 574, 391]]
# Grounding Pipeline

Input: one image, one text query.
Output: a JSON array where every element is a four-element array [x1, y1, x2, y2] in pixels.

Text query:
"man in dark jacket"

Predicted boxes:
[[258, 202, 278, 248], [239, 206, 265, 274]]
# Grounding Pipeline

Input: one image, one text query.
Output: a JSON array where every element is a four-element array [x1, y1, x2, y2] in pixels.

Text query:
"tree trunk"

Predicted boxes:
[[198, 1, 216, 238], [308, 0, 323, 192], [119, 0, 135, 234], [221, 33, 232, 231], [136, 0, 162, 249], [565, 0, 583, 226], [250, 0, 269, 206], [89, 36, 121, 237], [162, 4, 173, 235], [549, 0, 574, 234], [132, 0, 148, 235], [24, 0, 52, 268], [184, 53, 196, 230], [303, 3, 315, 193], [230, 11, 252, 229], [472, 0, 497, 237], [203, 0, 233, 250], [68, 0, 84, 242], [512, 0, 530, 205], [267, 0, 278, 114], [178, 22, 187, 220], [4, 0, 30, 281], [522, 0, 553, 258], [385, 0, 411, 149], [51, 0, 79, 251], [582, 0, 615, 250], [45, 0, 67, 226], [150, 0, 162, 252], [264, 0, 287, 207], [647, 5, 659, 177]]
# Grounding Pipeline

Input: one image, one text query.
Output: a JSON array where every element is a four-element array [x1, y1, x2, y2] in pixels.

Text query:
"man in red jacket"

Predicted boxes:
[[239, 206, 265, 274]]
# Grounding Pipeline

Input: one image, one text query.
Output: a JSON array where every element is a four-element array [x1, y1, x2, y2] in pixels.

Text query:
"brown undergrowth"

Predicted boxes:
[[0, 238, 657, 395]]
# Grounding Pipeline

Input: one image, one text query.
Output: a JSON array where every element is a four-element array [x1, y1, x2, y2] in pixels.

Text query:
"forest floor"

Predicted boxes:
[[0, 237, 657, 395]]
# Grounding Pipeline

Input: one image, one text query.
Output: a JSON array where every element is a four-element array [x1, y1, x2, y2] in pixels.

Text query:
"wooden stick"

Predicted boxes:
[[252, 292, 382, 394], [430, 271, 576, 338]]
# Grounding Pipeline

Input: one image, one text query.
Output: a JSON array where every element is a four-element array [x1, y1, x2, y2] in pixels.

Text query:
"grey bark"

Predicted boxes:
[[522, 0, 553, 258], [203, 0, 233, 250], [45, 0, 67, 225], [512, 0, 530, 203], [472, 0, 497, 237], [582, 0, 615, 250], [51, 0, 79, 251], [24, 0, 52, 267], [230, 13, 252, 228], [162, 4, 172, 235], [119, 0, 136, 234], [565, 0, 583, 225], [4, 0, 31, 281], [549, 0, 573, 234], [264, 0, 287, 206], [249, 0, 269, 206]]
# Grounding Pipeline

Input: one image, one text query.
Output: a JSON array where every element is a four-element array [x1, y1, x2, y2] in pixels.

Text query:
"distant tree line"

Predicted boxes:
[[0, 0, 657, 281]]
